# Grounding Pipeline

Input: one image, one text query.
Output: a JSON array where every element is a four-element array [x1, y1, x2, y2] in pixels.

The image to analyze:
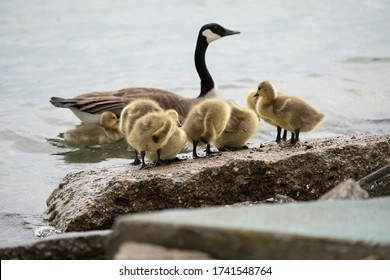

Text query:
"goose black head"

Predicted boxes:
[[200, 23, 240, 44]]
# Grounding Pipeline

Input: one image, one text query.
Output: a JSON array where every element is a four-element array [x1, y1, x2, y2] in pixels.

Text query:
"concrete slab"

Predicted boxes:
[[108, 197, 390, 259]]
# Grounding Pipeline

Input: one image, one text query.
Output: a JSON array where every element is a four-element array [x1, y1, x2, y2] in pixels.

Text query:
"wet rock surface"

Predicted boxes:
[[46, 134, 390, 232], [2, 134, 390, 260], [0, 230, 110, 260]]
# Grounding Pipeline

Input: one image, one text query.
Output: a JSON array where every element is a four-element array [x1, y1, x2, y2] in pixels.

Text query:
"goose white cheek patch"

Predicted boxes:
[[202, 29, 221, 43]]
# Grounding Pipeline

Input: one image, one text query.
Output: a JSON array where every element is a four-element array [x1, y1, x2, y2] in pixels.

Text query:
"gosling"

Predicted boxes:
[[182, 99, 231, 158], [126, 109, 178, 168], [213, 100, 259, 150], [246, 89, 288, 143], [120, 99, 163, 164], [64, 111, 123, 146], [145, 110, 187, 163], [254, 81, 324, 145]]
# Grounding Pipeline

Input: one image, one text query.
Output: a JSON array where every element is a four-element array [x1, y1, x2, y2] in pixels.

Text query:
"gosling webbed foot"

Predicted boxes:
[[132, 149, 141, 165], [165, 157, 182, 163], [218, 146, 248, 152], [205, 144, 220, 156], [192, 153, 200, 159], [155, 158, 180, 166], [139, 150, 148, 169], [155, 158, 171, 166]]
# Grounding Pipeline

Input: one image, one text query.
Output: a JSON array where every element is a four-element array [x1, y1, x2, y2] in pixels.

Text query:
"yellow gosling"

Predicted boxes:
[[255, 81, 324, 145], [182, 99, 231, 158], [146, 110, 187, 163], [64, 111, 123, 146], [126, 109, 178, 168], [247, 89, 289, 143], [213, 100, 259, 150], [120, 99, 163, 164]]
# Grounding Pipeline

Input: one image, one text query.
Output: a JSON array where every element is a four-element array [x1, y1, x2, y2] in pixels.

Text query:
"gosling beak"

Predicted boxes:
[[223, 28, 240, 37], [253, 91, 259, 97], [177, 120, 182, 127]]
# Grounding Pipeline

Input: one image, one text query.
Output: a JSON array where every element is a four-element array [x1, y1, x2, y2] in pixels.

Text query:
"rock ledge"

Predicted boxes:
[[46, 134, 390, 232]]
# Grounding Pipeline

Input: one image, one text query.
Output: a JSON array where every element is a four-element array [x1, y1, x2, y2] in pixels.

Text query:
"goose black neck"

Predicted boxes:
[[195, 36, 214, 98]]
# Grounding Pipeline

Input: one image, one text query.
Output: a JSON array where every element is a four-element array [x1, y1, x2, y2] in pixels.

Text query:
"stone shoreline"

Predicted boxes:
[[1, 134, 389, 259], [46, 134, 390, 232]]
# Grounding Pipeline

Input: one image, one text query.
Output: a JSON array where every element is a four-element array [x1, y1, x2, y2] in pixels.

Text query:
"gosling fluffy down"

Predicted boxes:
[[246, 89, 259, 113], [213, 100, 259, 149], [146, 110, 187, 162], [119, 98, 163, 134], [247, 89, 288, 143], [255, 81, 324, 144], [64, 111, 123, 146], [126, 109, 178, 167], [120, 99, 164, 164], [182, 99, 231, 157]]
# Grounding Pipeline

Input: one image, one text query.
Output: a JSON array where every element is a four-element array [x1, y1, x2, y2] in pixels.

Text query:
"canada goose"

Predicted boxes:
[[50, 23, 240, 123], [126, 109, 178, 168], [145, 110, 187, 163], [120, 99, 163, 164], [182, 99, 231, 158], [64, 111, 123, 146], [246, 89, 288, 143], [213, 100, 259, 150], [254, 81, 325, 145]]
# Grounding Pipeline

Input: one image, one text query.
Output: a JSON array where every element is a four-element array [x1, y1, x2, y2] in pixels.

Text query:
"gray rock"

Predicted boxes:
[[107, 197, 390, 260], [358, 164, 390, 197], [0, 230, 110, 260], [319, 179, 369, 200], [114, 242, 213, 260], [46, 134, 390, 232]]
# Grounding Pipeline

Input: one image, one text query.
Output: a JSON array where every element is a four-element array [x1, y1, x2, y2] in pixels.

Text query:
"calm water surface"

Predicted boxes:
[[0, 0, 389, 247]]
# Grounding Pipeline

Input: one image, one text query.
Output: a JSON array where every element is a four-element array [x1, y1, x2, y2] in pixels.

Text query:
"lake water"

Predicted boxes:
[[0, 0, 389, 247]]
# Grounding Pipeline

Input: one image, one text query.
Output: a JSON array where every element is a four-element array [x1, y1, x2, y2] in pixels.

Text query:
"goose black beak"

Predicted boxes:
[[223, 28, 240, 37], [253, 91, 259, 97]]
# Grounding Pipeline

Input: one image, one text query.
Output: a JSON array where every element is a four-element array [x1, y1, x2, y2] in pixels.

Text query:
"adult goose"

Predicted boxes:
[[50, 23, 240, 123]]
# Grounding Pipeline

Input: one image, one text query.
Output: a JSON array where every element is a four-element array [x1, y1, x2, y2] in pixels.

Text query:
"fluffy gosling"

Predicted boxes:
[[254, 81, 324, 145], [246, 89, 288, 143], [64, 111, 123, 146], [126, 109, 178, 168], [146, 110, 187, 163], [182, 99, 231, 158], [213, 100, 259, 150], [120, 99, 164, 164]]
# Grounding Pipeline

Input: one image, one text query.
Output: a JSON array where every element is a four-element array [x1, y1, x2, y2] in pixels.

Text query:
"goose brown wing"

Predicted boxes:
[[50, 87, 196, 119]]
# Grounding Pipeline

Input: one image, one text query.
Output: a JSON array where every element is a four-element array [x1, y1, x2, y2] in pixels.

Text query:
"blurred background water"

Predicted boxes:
[[0, 0, 389, 247]]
